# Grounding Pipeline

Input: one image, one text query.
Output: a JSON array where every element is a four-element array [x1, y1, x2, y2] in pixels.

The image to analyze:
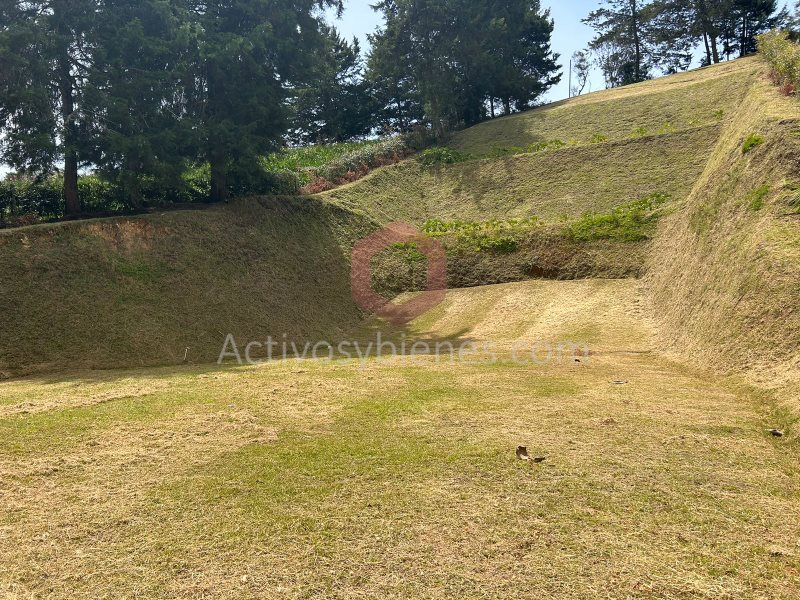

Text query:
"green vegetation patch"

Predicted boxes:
[[742, 133, 765, 154], [417, 147, 471, 166], [746, 184, 770, 212], [565, 193, 669, 242], [423, 217, 540, 254]]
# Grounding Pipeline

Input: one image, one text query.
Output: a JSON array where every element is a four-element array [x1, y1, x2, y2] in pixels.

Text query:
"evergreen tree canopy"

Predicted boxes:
[[369, 0, 560, 131], [291, 25, 374, 145]]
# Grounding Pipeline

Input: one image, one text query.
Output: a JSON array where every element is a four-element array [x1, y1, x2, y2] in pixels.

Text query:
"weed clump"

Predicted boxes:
[[742, 133, 765, 154], [758, 30, 800, 96], [423, 217, 540, 254], [418, 147, 471, 166]]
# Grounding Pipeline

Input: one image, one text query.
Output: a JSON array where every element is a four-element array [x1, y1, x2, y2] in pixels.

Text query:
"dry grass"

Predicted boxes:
[[0, 197, 378, 376], [1, 280, 798, 598], [322, 126, 719, 225], [646, 59, 800, 412], [449, 59, 757, 156]]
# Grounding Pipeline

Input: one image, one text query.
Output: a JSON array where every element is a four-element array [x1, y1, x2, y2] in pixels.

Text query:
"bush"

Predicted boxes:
[[314, 137, 411, 184], [417, 146, 470, 166], [743, 133, 765, 154], [758, 30, 800, 95], [0, 176, 63, 226]]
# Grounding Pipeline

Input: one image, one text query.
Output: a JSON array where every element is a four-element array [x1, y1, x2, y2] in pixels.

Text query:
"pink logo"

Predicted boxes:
[[351, 222, 447, 325]]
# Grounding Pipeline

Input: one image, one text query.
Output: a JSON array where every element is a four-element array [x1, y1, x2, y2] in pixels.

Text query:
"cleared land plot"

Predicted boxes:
[[1, 280, 798, 599]]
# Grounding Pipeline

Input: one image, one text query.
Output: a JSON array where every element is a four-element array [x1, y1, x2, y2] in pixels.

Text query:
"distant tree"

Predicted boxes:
[[483, 0, 562, 116], [584, 0, 653, 87], [0, 0, 97, 215], [367, 27, 425, 134], [370, 0, 560, 132], [719, 0, 789, 58], [570, 50, 592, 96], [792, 1, 800, 39], [291, 25, 374, 144]]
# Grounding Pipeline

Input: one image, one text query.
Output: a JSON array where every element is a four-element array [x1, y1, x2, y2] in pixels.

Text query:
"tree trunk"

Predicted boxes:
[[629, 0, 642, 82], [703, 32, 712, 65], [503, 97, 511, 115], [210, 154, 228, 203], [710, 33, 720, 64], [490, 98, 495, 119], [55, 6, 79, 216]]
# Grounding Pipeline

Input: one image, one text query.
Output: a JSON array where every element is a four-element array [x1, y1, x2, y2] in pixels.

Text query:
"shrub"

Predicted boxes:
[[315, 137, 411, 183], [758, 30, 800, 96], [417, 146, 470, 166], [631, 127, 649, 138], [422, 217, 539, 254], [0, 176, 63, 226], [743, 133, 765, 154], [590, 133, 608, 144]]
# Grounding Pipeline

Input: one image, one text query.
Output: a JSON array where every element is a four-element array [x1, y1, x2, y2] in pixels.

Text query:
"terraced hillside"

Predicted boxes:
[[322, 59, 758, 224], [1, 55, 800, 599]]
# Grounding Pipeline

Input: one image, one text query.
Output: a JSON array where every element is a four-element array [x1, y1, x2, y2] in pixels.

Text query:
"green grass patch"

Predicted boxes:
[[263, 141, 380, 185], [742, 133, 765, 154], [417, 147, 471, 166], [423, 217, 540, 254], [746, 184, 770, 211], [565, 193, 669, 242]]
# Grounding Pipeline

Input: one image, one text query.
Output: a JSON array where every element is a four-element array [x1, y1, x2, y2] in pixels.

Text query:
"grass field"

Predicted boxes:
[[2, 280, 798, 598]]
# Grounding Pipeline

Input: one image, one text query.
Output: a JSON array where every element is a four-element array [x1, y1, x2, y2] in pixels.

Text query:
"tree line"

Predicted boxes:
[[582, 0, 798, 89], [0, 0, 560, 215]]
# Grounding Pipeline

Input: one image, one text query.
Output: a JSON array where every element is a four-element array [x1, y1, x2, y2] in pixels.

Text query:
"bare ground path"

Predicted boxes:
[[1, 280, 798, 598]]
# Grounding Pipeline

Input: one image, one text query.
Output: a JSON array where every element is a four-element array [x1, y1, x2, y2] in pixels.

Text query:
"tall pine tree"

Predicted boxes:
[[0, 0, 97, 215]]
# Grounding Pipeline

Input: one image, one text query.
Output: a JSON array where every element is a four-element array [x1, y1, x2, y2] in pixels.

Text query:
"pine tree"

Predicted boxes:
[[585, 0, 657, 87], [369, 0, 559, 131], [83, 0, 193, 208], [291, 25, 374, 144], [181, 0, 343, 202], [0, 0, 97, 215]]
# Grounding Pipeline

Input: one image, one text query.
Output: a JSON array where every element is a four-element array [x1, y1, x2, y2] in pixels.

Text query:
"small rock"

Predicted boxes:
[[517, 446, 547, 463], [602, 418, 618, 426], [612, 380, 629, 385]]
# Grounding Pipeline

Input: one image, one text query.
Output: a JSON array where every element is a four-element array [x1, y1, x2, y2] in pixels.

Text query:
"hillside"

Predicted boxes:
[[0, 56, 798, 397], [3, 53, 800, 600], [0, 198, 377, 374]]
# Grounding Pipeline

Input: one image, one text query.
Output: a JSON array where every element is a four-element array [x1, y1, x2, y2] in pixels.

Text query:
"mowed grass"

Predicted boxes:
[[1, 280, 798, 598], [322, 126, 719, 224], [450, 58, 757, 156]]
